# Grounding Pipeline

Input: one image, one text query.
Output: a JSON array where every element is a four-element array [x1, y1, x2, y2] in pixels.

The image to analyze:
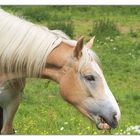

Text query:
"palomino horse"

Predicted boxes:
[[0, 9, 121, 134]]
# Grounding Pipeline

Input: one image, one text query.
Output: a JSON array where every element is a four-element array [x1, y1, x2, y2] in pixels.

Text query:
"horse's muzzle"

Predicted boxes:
[[103, 114, 118, 128]]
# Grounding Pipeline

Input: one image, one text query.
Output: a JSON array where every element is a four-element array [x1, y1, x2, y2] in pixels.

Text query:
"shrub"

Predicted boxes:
[[48, 21, 74, 38], [90, 18, 120, 41], [21, 7, 50, 22], [2, 6, 50, 22], [129, 28, 138, 38]]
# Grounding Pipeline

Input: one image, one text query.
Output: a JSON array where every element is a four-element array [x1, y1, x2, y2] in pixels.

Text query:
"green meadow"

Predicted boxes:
[[2, 6, 140, 135]]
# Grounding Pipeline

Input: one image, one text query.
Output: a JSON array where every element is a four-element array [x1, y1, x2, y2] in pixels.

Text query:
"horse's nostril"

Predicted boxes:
[[113, 113, 117, 121]]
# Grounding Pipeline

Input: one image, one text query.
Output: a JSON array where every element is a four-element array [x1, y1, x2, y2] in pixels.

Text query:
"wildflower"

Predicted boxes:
[[123, 131, 126, 134], [64, 122, 68, 125], [105, 37, 110, 40], [86, 126, 90, 130], [113, 47, 116, 50], [116, 36, 120, 39], [93, 131, 97, 134], [126, 125, 140, 134], [60, 127, 64, 131], [70, 118, 75, 121]]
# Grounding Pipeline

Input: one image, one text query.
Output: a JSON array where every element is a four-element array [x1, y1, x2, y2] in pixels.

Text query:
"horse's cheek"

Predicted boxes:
[[60, 76, 70, 100], [59, 74, 75, 104]]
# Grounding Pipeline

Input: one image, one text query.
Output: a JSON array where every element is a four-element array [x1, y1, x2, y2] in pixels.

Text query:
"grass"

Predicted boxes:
[[1, 6, 140, 135], [89, 18, 120, 41], [48, 20, 74, 38]]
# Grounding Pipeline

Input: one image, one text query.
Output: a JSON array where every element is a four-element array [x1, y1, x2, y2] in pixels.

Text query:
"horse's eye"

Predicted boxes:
[[84, 75, 95, 81]]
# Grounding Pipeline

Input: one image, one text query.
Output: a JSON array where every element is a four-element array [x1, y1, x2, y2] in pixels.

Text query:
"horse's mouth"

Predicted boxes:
[[77, 106, 117, 130], [90, 114, 114, 130], [95, 116, 111, 130]]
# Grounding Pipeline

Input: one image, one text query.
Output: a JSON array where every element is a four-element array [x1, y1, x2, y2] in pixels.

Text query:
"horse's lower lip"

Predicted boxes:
[[96, 116, 111, 130], [96, 122, 111, 130]]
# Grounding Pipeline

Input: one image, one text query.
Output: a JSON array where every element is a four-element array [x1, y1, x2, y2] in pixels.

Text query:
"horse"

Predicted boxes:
[[0, 9, 121, 134]]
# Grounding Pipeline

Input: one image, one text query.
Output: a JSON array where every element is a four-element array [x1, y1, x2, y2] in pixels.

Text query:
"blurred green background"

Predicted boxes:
[[1, 6, 140, 135]]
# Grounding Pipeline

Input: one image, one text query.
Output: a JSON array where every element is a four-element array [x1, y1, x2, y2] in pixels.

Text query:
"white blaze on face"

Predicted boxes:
[[91, 61, 121, 121]]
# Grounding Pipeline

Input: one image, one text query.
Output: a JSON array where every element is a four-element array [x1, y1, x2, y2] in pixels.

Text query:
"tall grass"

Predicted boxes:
[[90, 18, 120, 41], [48, 21, 74, 38], [21, 7, 50, 22]]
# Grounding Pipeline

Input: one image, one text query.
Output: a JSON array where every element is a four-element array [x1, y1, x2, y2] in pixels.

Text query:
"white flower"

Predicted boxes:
[[106, 37, 110, 40], [116, 36, 120, 39], [60, 127, 64, 131], [126, 125, 140, 134], [64, 122, 68, 125]]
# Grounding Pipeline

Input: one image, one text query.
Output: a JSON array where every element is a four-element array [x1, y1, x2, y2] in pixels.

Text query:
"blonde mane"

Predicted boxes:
[[0, 9, 68, 77]]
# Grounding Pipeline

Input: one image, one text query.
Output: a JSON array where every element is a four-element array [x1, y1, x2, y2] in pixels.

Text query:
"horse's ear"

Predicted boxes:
[[74, 36, 84, 59], [86, 36, 95, 49]]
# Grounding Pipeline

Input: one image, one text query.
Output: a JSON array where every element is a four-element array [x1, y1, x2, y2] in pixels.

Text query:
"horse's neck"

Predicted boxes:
[[41, 42, 74, 83]]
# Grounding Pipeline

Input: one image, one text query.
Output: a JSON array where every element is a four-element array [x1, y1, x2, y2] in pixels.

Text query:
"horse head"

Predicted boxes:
[[58, 37, 121, 130]]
